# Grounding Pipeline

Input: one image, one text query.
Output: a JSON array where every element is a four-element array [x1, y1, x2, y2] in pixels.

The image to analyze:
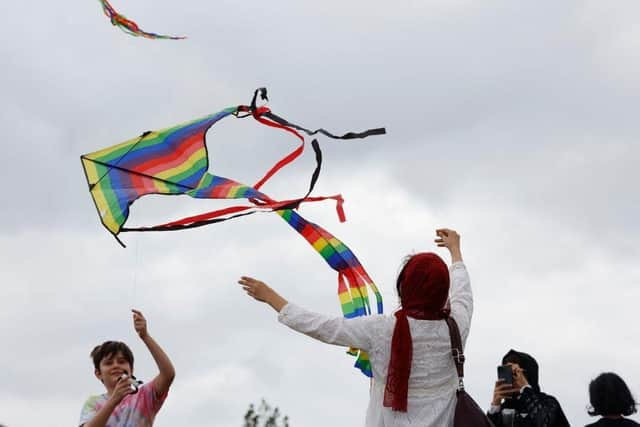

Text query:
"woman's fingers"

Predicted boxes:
[[436, 228, 459, 237], [239, 282, 254, 291], [436, 228, 452, 237], [238, 277, 264, 300], [435, 228, 460, 248], [239, 277, 258, 287]]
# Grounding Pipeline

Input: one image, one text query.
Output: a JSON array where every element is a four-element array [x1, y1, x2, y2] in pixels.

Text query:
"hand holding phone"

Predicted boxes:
[[491, 366, 519, 406]]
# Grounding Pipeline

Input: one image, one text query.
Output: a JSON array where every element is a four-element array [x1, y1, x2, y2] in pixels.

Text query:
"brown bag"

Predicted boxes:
[[445, 317, 493, 427]]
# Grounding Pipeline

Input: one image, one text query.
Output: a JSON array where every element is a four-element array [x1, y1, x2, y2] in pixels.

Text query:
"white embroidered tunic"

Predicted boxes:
[[278, 262, 473, 427]]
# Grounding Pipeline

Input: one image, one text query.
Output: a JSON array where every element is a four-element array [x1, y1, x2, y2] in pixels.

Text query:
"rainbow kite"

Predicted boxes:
[[81, 88, 384, 376], [99, 0, 185, 40]]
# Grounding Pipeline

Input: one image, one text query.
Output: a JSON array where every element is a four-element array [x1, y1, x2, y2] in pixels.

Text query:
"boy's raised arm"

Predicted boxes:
[[132, 309, 176, 398]]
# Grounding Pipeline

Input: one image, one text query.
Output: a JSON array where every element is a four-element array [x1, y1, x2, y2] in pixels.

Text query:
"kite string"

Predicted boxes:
[[131, 234, 140, 305]]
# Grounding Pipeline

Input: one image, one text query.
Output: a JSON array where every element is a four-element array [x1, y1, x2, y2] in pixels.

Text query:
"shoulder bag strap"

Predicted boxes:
[[445, 317, 465, 390]]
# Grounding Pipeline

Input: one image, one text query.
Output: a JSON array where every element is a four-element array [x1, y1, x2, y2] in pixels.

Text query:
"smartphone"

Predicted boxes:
[[497, 365, 513, 385]]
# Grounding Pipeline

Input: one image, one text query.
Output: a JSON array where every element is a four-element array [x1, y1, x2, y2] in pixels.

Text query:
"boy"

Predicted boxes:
[[79, 309, 175, 427]]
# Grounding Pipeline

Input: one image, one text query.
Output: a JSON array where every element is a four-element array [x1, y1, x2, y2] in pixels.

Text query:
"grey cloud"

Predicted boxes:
[[2, 0, 640, 426]]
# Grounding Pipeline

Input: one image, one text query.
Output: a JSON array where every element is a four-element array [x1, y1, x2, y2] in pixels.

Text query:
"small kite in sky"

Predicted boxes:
[[99, 0, 186, 40], [80, 88, 385, 376]]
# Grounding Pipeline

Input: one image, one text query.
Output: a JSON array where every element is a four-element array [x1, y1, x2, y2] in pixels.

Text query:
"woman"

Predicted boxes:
[[239, 228, 473, 426], [586, 372, 639, 426]]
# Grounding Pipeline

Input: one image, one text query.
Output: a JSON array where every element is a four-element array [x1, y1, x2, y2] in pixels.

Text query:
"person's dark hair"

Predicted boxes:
[[588, 372, 637, 417], [90, 341, 134, 371], [502, 349, 540, 393]]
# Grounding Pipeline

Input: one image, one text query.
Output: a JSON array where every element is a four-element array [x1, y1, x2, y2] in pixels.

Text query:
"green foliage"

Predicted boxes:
[[243, 399, 290, 427]]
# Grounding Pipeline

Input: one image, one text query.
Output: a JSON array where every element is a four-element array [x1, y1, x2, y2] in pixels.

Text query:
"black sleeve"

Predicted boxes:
[[487, 411, 503, 427], [520, 388, 571, 427]]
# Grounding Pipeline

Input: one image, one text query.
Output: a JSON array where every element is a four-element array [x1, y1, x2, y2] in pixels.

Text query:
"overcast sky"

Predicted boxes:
[[1, 0, 639, 426]]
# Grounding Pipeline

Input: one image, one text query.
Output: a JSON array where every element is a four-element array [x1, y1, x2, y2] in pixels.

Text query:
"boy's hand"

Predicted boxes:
[[132, 309, 148, 339], [109, 375, 134, 405]]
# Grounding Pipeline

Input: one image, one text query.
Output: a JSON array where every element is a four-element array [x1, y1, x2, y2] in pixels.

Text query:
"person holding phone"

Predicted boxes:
[[488, 349, 570, 427]]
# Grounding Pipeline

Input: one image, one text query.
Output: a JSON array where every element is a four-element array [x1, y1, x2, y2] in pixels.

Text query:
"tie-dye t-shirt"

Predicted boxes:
[[78, 381, 167, 427]]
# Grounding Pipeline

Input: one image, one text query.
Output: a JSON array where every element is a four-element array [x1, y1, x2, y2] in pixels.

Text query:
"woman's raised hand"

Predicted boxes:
[[435, 228, 462, 263]]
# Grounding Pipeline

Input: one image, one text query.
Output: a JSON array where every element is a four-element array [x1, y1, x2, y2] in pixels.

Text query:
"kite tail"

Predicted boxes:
[[242, 87, 386, 142], [277, 208, 383, 377], [98, 0, 186, 40]]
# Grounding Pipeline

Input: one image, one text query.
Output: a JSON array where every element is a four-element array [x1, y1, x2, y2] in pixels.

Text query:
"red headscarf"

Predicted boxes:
[[383, 252, 450, 412]]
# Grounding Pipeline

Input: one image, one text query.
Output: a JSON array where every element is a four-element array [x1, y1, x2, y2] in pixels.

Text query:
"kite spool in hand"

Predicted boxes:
[[120, 371, 143, 394]]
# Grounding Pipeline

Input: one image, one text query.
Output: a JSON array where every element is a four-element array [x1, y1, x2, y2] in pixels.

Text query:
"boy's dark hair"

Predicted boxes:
[[90, 341, 134, 371], [588, 372, 637, 417]]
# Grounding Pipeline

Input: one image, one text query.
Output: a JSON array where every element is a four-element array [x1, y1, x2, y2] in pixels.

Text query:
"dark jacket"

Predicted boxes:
[[488, 387, 571, 427], [586, 418, 640, 427]]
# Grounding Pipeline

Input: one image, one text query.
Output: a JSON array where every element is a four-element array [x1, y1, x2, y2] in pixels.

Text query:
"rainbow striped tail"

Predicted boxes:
[[99, 0, 186, 40], [277, 209, 383, 377]]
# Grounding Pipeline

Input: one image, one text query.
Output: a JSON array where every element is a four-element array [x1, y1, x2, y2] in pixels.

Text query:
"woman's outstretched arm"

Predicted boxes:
[[238, 277, 377, 351]]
